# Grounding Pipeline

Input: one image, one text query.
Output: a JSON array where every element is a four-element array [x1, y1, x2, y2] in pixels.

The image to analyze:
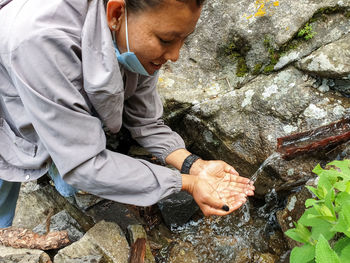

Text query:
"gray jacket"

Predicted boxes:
[[0, 0, 185, 205]]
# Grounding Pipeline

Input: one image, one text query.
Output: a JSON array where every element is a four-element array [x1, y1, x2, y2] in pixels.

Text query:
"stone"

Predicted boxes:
[[158, 0, 350, 108], [54, 221, 129, 263], [157, 191, 199, 227], [252, 152, 319, 197], [13, 185, 94, 232], [253, 252, 278, 263], [73, 193, 104, 211], [33, 210, 84, 243], [0, 245, 51, 263], [168, 241, 199, 263], [86, 200, 141, 233], [164, 67, 350, 185], [276, 187, 313, 248], [127, 224, 155, 263], [57, 255, 103, 263], [296, 34, 350, 78]]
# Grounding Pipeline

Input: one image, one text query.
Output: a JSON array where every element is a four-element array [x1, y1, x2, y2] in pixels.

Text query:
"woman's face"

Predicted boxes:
[[114, 0, 202, 75]]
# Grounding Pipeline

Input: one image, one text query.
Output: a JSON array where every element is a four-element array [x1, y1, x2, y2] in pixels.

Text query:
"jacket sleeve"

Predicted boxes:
[[123, 74, 186, 164], [9, 29, 182, 206]]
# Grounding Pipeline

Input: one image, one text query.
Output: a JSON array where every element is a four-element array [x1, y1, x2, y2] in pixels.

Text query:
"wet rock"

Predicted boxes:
[[165, 67, 350, 185], [33, 210, 84, 243], [234, 249, 278, 263], [73, 193, 104, 211], [252, 153, 319, 197], [276, 187, 313, 248], [0, 245, 51, 263], [168, 241, 199, 263], [54, 221, 129, 263], [253, 252, 278, 263], [59, 255, 103, 263], [13, 184, 56, 229], [13, 185, 94, 232], [296, 34, 350, 78], [127, 224, 156, 263], [158, 191, 199, 227], [86, 200, 141, 233], [331, 78, 350, 97]]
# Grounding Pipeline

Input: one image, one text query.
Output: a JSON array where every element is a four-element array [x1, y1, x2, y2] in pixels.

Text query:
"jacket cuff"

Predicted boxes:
[[157, 143, 186, 165]]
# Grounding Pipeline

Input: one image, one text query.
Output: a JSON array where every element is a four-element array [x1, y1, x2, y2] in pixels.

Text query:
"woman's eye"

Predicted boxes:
[[159, 37, 172, 44]]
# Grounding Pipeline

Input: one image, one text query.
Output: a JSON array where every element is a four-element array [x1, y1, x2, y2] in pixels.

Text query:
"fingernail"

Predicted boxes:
[[222, 205, 230, 211]]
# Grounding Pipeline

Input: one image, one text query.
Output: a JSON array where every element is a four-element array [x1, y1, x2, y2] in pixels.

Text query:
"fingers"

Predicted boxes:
[[225, 167, 239, 176], [220, 174, 255, 196], [200, 195, 247, 216]]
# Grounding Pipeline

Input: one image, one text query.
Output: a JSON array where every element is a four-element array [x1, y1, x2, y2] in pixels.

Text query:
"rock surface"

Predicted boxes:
[[33, 210, 84, 243], [0, 246, 51, 263], [296, 34, 350, 78], [157, 191, 199, 227], [54, 221, 129, 263]]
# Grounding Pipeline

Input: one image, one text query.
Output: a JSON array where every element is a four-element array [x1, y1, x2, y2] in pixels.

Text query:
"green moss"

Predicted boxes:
[[263, 64, 275, 73], [263, 36, 271, 48], [236, 57, 248, 77], [220, 33, 251, 77], [252, 63, 263, 75], [261, 35, 280, 74]]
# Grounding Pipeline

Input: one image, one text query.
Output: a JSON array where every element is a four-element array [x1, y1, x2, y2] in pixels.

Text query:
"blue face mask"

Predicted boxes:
[[113, 7, 155, 76]]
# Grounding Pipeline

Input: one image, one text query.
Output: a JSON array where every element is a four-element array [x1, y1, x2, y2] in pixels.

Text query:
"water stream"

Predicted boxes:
[[155, 152, 289, 262]]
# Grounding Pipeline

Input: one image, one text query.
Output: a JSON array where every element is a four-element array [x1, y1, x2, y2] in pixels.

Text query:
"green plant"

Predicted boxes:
[[285, 159, 350, 263], [297, 23, 316, 40]]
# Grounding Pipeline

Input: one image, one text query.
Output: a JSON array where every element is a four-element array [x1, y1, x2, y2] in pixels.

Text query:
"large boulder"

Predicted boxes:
[[13, 184, 94, 232], [161, 66, 350, 182], [54, 221, 129, 263]]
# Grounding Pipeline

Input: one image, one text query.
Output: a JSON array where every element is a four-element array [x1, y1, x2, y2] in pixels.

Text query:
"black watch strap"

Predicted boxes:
[[181, 154, 201, 174]]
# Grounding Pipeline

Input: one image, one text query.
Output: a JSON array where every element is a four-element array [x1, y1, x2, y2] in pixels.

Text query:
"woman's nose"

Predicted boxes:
[[164, 42, 182, 62]]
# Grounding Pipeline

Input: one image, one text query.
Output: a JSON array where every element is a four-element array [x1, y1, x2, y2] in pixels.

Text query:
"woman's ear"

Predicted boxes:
[[106, 0, 125, 31]]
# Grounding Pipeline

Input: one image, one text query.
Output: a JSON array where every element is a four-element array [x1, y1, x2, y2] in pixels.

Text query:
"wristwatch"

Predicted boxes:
[[181, 154, 201, 174]]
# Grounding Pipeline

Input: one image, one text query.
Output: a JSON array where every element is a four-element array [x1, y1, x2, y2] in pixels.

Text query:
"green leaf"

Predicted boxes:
[[334, 180, 350, 192], [315, 235, 341, 263], [305, 198, 318, 208], [346, 181, 350, 194], [310, 219, 336, 241], [335, 192, 350, 208], [285, 223, 312, 244], [333, 202, 350, 237], [334, 236, 350, 262], [290, 244, 315, 263], [306, 186, 321, 199], [338, 241, 350, 263], [318, 170, 339, 186], [313, 164, 324, 176], [313, 204, 336, 222], [328, 160, 350, 176], [300, 207, 328, 227]]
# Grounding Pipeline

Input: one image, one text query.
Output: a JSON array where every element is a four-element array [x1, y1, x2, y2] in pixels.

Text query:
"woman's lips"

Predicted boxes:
[[150, 62, 162, 70]]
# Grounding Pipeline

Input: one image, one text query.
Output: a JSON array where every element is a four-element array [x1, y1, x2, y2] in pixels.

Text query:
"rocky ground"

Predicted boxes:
[[1, 0, 350, 262]]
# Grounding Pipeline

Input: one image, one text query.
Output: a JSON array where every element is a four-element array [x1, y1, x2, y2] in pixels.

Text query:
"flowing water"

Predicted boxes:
[[156, 152, 289, 262]]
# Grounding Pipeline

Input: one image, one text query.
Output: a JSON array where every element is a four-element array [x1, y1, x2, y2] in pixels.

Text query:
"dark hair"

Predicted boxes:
[[125, 0, 205, 12]]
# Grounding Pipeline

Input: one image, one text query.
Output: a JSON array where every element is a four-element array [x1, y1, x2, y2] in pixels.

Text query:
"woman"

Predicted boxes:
[[0, 0, 254, 228]]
